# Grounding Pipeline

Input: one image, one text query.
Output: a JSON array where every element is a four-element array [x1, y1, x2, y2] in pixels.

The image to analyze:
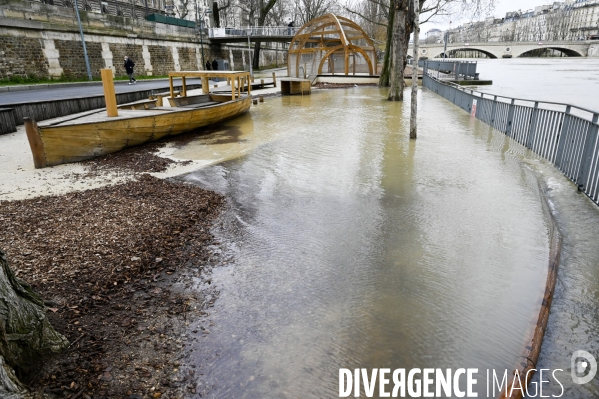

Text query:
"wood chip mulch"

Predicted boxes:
[[0, 174, 225, 399], [82, 125, 230, 175]]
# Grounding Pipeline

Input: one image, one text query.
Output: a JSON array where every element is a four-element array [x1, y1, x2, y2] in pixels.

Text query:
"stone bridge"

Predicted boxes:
[[408, 41, 597, 58]]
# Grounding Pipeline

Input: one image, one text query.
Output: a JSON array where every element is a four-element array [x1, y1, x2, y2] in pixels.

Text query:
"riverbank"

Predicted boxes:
[[0, 126, 239, 398], [0, 175, 224, 398]]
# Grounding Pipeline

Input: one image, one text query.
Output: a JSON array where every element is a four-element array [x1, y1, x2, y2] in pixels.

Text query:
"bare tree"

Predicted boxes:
[[501, 27, 515, 41], [345, 0, 389, 40], [545, 8, 571, 41], [296, 0, 338, 25], [175, 0, 190, 19], [513, 19, 530, 42], [387, 0, 413, 100], [243, 0, 280, 69], [212, 0, 232, 28], [531, 17, 543, 41], [265, 0, 294, 26]]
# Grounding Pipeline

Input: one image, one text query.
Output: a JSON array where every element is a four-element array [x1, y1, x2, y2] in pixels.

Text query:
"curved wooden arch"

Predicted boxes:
[[288, 13, 377, 77], [348, 45, 375, 75], [337, 16, 376, 49], [292, 21, 340, 51], [316, 44, 345, 74], [330, 14, 349, 47], [316, 45, 375, 75], [290, 15, 335, 50]]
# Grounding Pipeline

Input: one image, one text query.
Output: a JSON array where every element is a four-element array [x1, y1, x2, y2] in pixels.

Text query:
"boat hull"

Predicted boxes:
[[25, 96, 252, 168]]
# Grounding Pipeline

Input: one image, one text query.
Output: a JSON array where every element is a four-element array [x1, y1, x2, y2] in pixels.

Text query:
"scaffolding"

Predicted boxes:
[[288, 14, 378, 78]]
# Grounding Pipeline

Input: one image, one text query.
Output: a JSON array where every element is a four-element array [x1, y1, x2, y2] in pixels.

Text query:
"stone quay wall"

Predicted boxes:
[[0, 0, 287, 80]]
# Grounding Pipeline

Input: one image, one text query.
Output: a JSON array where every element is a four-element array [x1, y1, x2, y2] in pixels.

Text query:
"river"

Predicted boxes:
[[169, 58, 599, 398], [474, 58, 599, 110]]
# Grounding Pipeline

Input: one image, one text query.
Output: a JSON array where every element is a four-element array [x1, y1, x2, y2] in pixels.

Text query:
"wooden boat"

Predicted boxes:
[[25, 70, 252, 168]]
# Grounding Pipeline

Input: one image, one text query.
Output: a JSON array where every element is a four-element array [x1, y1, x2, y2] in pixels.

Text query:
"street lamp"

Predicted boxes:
[[196, 7, 212, 69], [246, 28, 252, 76], [73, 0, 92, 80]]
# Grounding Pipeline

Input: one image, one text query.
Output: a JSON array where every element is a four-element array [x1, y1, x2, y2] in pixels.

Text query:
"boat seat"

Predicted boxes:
[[150, 91, 180, 106], [178, 101, 220, 109], [168, 94, 214, 107], [117, 99, 158, 110]]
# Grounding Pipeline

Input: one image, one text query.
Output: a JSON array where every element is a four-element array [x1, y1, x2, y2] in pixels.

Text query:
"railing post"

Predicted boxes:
[[526, 102, 539, 149], [490, 96, 498, 128], [555, 105, 572, 168], [576, 113, 599, 190], [506, 98, 516, 137]]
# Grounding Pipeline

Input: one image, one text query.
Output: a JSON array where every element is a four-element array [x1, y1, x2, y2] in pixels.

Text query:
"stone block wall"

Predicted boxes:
[[147, 45, 175, 76], [0, 36, 47, 79], [0, 0, 287, 80], [54, 40, 105, 78], [178, 47, 197, 71], [109, 43, 145, 76]]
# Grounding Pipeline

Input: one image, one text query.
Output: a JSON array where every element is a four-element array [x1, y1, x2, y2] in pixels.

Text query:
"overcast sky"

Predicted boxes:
[[425, 0, 554, 31]]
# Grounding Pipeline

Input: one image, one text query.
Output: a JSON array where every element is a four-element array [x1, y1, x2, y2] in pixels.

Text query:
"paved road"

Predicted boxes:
[[0, 78, 204, 106]]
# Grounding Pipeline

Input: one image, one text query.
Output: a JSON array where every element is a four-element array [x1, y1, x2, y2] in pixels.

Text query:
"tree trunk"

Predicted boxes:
[[0, 249, 69, 396], [0, 354, 30, 399], [251, 0, 278, 71], [409, 0, 419, 139], [252, 41, 262, 70], [212, 1, 220, 28], [387, 0, 409, 101], [378, 0, 395, 87]]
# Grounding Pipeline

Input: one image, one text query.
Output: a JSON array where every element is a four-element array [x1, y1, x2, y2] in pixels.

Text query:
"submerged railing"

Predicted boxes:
[[423, 64, 599, 206]]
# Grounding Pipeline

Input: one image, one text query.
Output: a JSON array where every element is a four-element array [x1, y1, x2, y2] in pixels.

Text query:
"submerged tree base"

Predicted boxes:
[[0, 250, 69, 396], [0, 355, 29, 399]]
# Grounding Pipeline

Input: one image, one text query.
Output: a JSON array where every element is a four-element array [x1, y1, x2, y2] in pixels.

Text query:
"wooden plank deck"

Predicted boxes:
[[48, 108, 176, 127]]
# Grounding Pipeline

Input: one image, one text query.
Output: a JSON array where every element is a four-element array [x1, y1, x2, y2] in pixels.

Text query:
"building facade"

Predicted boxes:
[[445, 0, 599, 44]]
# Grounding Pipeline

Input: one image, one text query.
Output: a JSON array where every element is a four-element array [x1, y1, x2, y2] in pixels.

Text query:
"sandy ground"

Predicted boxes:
[[0, 81, 282, 202], [0, 126, 209, 201]]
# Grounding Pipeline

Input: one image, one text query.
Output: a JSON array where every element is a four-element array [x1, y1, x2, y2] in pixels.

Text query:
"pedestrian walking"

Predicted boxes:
[[124, 56, 136, 84], [212, 60, 218, 71], [287, 21, 294, 36], [205, 60, 211, 70]]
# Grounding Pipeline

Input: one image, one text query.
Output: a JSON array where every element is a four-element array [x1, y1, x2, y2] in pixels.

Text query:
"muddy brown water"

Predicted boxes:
[[168, 60, 599, 398], [172, 75, 598, 397]]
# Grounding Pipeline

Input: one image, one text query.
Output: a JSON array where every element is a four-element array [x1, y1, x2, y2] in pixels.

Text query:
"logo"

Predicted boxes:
[[571, 350, 597, 385]]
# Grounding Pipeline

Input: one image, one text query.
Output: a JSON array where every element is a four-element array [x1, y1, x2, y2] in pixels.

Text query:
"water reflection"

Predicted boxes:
[[472, 58, 599, 110], [179, 88, 552, 398]]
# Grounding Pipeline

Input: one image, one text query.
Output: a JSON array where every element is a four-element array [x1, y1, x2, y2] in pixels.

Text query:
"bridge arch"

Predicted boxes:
[[431, 47, 499, 59], [514, 47, 584, 57]]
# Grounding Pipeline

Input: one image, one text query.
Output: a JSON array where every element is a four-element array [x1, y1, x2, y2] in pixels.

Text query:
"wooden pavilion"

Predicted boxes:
[[287, 14, 378, 78]]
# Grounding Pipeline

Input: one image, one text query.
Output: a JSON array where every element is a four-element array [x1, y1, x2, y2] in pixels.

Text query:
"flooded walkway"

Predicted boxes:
[[178, 88, 553, 397], [525, 160, 599, 398]]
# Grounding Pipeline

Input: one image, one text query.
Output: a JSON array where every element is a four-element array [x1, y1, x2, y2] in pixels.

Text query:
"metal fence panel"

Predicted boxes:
[[423, 73, 599, 206]]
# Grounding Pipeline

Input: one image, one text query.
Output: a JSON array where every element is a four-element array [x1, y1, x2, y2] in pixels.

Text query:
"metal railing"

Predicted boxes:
[[208, 26, 300, 38], [422, 60, 479, 80], [423, 65, 599, 206]]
